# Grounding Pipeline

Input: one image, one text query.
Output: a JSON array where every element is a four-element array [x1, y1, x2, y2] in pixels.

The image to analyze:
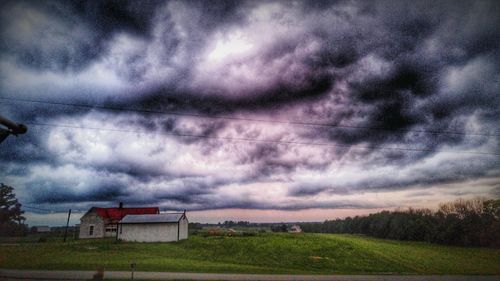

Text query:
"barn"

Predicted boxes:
[[117, 211, 188, 242], [79, 203, 159, 239]]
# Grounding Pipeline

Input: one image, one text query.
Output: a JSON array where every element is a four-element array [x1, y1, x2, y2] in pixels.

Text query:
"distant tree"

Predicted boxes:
[[280, 224, 288, 232], [270, 224, 288, 232], [301, 198, 500, 247], [189, 222, 203, 230], [483, 199, 500, 218], [0, 183, 27, 236], [236, 221, 250, 226]]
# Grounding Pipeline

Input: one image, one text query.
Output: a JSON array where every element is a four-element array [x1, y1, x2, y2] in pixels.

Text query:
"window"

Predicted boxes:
[[105, 225, 117, 233], [89, 225, 94, 236]]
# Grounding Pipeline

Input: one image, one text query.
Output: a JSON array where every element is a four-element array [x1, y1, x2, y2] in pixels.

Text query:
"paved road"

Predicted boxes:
[[1, 269, 499, 281]]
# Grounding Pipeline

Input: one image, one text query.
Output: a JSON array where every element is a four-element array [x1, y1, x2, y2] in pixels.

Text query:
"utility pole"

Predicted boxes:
[[63, 209, 71, 242]]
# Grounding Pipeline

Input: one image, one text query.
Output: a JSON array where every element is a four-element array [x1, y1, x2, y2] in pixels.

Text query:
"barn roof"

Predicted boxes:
[[91, 207, 159, 223], [119, 213, 185, 224]]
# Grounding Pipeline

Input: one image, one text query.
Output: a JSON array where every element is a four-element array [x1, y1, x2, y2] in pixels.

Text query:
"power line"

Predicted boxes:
[[1, 96, 497, 137], [26, 121, 499, 156], [22, 205, 54, 212], [22, 204, 84, 213]]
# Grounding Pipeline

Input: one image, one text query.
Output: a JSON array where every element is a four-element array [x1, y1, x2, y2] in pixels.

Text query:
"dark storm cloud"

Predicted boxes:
[[5, 0, 495, 133], [0, 0, 162, 71], [184, 197, 388, 211], [288, 0, 500, 155], [69, 0, 162, 36], [289, 184, 351, 197], [0, 125, 53, 164], [27, 180, 127, 204], [1, 0, 499, 216], [130, 74, 333, 115], [151, 179, 228, 204], [288, 157, 500, 197], [250, 147, 331, 178]]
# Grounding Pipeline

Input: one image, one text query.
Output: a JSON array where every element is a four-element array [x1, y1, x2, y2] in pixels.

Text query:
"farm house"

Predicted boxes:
[[117, 212, 188, 242], [289, 225, 302, 233], [79, 203, 159, 239]]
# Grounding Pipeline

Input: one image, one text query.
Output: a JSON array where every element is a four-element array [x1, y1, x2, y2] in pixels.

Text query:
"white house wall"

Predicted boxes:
[[79, 212, 105, 239], [118, 223, 184, 242], [179, 218, 188, 240]]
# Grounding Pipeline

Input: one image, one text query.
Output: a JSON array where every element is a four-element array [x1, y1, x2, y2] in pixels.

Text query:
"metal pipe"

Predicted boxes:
[[0, 115, 27, 135]]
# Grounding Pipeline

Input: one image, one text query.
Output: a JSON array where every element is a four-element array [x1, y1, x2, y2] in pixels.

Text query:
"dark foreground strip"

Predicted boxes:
[[1, 269, 500, 281]]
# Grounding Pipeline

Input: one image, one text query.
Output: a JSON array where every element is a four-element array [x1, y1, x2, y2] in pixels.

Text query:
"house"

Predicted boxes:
[[117, 211, 188, 242], [289, 224, 302, 233], [32, 226, 50, 233], [227, 228, 236, 236], [79, 203, 159, 239]]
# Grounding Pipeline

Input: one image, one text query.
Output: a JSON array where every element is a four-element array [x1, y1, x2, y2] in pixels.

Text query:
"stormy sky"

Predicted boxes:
[[0, 0, 499, 225]]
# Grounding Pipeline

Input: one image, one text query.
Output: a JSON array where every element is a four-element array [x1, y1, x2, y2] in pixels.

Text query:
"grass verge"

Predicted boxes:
[[1, 233, 499, 274]]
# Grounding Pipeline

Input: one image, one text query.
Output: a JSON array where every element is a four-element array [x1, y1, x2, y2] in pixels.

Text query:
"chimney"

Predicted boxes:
[[119, 202, 123, 209]]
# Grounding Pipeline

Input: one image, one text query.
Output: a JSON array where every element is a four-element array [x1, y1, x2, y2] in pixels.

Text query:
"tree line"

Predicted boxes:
[[220, 220, 251, 227], [300, 198, 500, 247]]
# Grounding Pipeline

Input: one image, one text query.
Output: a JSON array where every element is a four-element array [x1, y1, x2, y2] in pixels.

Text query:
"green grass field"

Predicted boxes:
[[1, 233, 499, 274]]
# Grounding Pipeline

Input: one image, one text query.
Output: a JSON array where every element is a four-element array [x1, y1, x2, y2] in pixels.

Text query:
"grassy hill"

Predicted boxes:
[[1, 233, 499, 274]]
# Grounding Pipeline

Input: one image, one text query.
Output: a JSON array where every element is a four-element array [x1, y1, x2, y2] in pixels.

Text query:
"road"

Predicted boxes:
[[1, 269, 499, 281]]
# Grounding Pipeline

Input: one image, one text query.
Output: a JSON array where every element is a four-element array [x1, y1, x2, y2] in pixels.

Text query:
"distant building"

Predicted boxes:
[[79, 203, 159, 239], [227, 228, 236, 236], [32, 226, 50, 233], [289, 224, 302, 233], [118, 211, 188, 242]]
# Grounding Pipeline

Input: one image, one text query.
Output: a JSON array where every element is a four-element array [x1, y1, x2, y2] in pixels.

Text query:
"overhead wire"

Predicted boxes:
[[22, 205, 55, 213], [1, 96, 498, 137], [22, 204, 84, 213]]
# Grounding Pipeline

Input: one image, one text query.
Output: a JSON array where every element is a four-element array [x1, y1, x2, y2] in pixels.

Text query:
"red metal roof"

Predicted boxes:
[[92, 207, 159, 223]]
